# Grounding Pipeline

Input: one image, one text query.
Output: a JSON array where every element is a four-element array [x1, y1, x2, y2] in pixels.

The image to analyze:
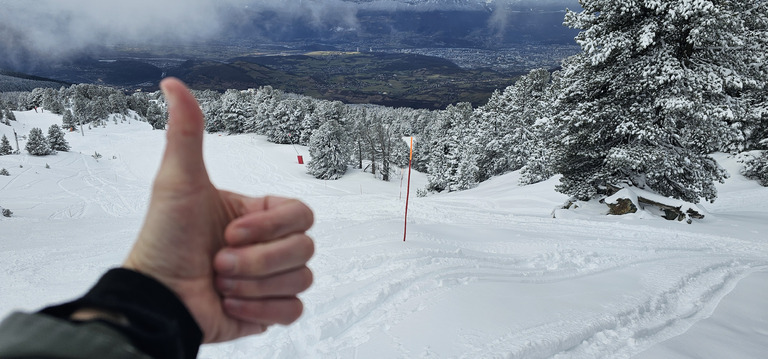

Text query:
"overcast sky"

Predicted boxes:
[[0, 0, 580, 66]]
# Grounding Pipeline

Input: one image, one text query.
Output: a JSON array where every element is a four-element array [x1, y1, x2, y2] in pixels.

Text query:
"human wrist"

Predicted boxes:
[[70, 308, 130, 326], [41, 268, 203, 359]]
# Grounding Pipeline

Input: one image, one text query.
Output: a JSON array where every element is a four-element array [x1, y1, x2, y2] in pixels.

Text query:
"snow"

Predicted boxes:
[[1, 110, 767, 358]]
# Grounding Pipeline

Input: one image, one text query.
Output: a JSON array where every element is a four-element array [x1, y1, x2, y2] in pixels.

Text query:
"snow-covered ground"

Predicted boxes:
[[1, 110, 766, 358]]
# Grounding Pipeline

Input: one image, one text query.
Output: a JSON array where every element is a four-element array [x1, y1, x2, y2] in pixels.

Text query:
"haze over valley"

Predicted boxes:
[[0, 0, 580, 108]]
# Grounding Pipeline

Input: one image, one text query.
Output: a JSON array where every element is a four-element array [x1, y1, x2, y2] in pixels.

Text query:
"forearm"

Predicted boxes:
[[0, 269, 203, 359]]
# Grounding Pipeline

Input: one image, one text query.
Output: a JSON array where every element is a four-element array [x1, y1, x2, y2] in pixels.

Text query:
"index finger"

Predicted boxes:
[[224, 197, 314, 246]]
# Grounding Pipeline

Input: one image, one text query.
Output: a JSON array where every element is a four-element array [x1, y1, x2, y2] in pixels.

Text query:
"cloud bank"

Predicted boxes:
[[0, 0, 578, 69]]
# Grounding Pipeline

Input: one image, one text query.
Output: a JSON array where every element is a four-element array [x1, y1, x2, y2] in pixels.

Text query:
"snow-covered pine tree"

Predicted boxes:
[[5, 109, 16, 122], [25, 127, 54, 156], [307, 119, 352, 180], [742, 151, 768, 186], [202, 96, 225, 133], [128, 93, 150, 118], [291, 97, 315, 146], [410, 110, 438, 173], [28, 88, 45, 109], [220, 89, 249, 134], [89, 98, 110, 126], [520, 69, 566, 185], [48, 124, 70, 152], [108, 93, 128, 115], [723, 2, 768, 152], [247, 85, 282, 135], [62, 109, 77, 130], [347, 107, 369, 170], [359, 109, 409, 181], [73, 93, 90, 125], [47, 99, 65, 115], [476, 68, 553, 181], [193, 90, 223, 132], [548, 0, 765, 203], [146, 102, 166, 130], [266, 99, 306, 145], [42, 88, 65, 115], [0, 135, 13, 155], [425, 103, 480, 192], [303, 100, 345, 146]]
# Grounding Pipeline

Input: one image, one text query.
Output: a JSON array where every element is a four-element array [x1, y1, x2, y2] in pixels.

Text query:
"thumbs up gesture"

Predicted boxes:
[[123, 78, 315, 344]]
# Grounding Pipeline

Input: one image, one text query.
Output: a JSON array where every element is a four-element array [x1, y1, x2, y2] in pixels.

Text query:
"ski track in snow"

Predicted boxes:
[[1, 111, 767, 358]]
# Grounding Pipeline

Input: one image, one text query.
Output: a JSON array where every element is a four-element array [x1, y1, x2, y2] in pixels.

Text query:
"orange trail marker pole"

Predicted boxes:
[[404, 137, 414, 242]]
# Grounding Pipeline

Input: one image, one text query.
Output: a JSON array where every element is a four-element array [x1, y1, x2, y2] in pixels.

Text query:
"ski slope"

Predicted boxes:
[[1, 110, 767, 358]]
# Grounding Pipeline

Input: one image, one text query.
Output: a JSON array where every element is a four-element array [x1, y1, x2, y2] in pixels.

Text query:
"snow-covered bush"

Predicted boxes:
[[0, 168, 9, 176], [1, 207, 11, 218]]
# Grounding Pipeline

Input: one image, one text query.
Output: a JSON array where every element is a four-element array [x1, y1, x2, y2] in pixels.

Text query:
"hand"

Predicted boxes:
[[122, 78, 315, 343]]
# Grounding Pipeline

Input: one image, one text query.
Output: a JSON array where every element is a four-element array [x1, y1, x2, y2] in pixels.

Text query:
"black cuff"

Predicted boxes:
[[40, 268, 203, 359]]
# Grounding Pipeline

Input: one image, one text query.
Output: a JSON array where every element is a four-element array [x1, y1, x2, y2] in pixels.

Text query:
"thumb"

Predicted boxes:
[[157, 77, 208, 182]]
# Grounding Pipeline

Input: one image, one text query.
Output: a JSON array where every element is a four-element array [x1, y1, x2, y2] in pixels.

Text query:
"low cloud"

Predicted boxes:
[[0, 0, 578, 69], [0, 0, 358, 66]]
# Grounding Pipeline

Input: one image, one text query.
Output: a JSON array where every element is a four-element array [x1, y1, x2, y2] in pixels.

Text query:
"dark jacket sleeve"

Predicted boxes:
[[0, 268, 203, 359], [0, 312, 153, 359]]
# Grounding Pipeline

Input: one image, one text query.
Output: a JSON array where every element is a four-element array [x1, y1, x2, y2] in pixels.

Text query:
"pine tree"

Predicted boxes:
[[48, 124, 70, 152], [62, 109, 77, 130], [5, 109, 16, 122], [742, 152, 768, 187], [475, 68, 553, 181], [25, 127, 54, 156], [520, 70, 565, 185], [267, 100, 305, 144], [128, 93, 150, 117], [42, 88, 65, 115], [425, 103, 480, 192], [220, 89, 249, 135], [89, 98, 110, 126], [146, 102, 166, 130], [0, 135, 13, 155], [73, 93, 89, 125], [108, 93, 128, 115], [307, 119, 351, 180], [247, 86, 282, 135], [546, 0, 766, 203], [47, 99, 65, 115], [302, 100, 343, 145], [203, 98, 225, 133]]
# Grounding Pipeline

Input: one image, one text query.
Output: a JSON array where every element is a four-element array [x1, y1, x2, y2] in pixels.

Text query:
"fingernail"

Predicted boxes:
[[160, 80, 177, 109], [218, 252, 238, 274]]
